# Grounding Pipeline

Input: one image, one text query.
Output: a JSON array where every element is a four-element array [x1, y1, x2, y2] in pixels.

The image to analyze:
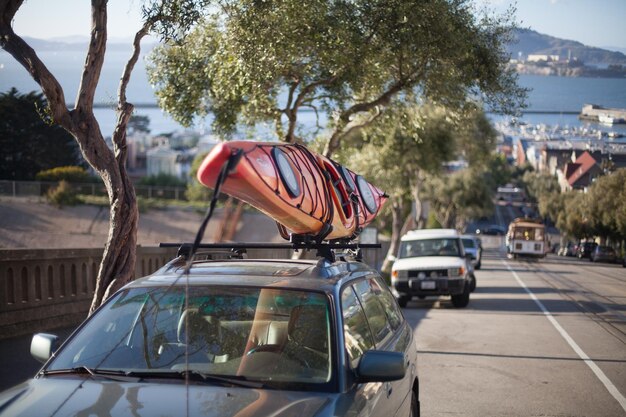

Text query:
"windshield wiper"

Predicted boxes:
[[42, 366, 139, 382], [182, 370, 265, 388], [124, 369, 264, 388]]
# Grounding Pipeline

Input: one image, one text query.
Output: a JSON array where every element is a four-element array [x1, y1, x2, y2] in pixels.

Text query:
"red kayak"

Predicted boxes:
[[197, 141, 387, 241]]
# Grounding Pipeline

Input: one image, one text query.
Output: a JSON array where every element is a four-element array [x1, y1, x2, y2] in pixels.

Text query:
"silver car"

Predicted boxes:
[[461, 235, 482, 270], [0, 246, 420, 417]]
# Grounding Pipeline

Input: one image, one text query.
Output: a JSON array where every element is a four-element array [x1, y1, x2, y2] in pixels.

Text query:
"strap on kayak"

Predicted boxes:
[[183, 149, 244, 274]]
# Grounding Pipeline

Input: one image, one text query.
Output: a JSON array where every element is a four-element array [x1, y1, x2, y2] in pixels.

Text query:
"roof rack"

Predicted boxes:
[[159, 241, 381, 263]]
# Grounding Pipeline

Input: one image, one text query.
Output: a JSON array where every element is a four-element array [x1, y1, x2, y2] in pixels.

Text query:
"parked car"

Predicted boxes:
[[0, 244, 420, 417], [558, 242, 576, 257], [390, 229, 475, 308], [577, 241, 598, 259], [461, 234, 483, 270], [476, 224, 506, 236], [590, 245, 617, 263]]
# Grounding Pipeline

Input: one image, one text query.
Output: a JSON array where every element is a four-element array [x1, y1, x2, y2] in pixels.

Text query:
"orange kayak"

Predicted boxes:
[[197, 141, 387, 241]]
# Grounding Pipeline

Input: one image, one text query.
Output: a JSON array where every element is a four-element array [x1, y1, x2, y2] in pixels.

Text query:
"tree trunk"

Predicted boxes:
[[412, 171, 426, 228], [90, 168, 138, 313], [1, 0, 140, 315], [381, 197, 415, 275]]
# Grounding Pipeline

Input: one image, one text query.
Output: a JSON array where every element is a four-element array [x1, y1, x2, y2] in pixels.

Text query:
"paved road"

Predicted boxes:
[[408, 249, 626, 417]]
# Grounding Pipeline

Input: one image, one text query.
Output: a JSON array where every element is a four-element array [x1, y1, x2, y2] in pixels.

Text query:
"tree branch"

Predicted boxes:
[[283, 76, 337, 142], [283, 80, 300, 142], [323, 79, 407, 156], [301, 104, 323, 131], [334, 107, 385, 146], [113, 23, 151, 166], [75, 0, 108, 112]]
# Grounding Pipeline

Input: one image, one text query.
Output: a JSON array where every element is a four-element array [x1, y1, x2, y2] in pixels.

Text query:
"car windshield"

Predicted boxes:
[[398, 238, 461, 258], [47, 286, 333, 388]]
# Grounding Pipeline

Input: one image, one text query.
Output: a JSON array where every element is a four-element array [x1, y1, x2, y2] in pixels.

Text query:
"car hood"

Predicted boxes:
[[0, 378, 332, 417], [392, 256, 465, 271]]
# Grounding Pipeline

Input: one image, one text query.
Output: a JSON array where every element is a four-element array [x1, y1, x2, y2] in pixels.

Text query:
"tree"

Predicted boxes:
[[0, 0, 209, 314], [334, 104, 496, 273], [422, 168, 494, 230], [333, 103, 458, 272], [484, 153, 514, 189], [148, 0, 526, 157], [186, 151, 211, 202], [0, 88, 81, 180], [522, 171, 560, 204], [128, 114, 151, 135], [585, 168, 626, 241]]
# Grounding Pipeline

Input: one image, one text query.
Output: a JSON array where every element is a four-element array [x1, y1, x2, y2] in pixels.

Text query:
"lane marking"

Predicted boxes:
[[503, 260, 626, 412]]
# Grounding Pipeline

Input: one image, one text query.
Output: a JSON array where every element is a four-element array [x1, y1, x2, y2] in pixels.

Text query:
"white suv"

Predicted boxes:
[[390, 229, 474, 308]]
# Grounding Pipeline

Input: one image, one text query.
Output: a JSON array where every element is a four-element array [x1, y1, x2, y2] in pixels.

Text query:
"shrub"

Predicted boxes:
[[185, 181, 211, 202], [36, 166, 93, 183], [47, 180, 80, 207], [137, 173, 186, 187]]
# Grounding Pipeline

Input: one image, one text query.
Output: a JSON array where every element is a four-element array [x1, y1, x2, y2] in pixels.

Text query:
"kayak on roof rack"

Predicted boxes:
[[196, 141, 387, 241]]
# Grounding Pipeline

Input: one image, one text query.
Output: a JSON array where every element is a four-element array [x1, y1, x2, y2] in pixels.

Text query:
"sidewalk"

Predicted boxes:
[[0, 325, 77, 391]]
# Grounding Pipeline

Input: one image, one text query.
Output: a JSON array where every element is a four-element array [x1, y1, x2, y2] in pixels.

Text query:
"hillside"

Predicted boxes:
[[507, 29, 626, 65], [17, 30, 626, 65]]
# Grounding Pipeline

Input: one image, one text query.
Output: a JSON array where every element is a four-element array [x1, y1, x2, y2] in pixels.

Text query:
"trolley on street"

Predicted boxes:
[[506, 218, 547, 258]]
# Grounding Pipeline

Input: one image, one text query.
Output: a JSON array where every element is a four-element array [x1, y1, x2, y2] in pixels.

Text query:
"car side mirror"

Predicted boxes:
[[31, 333, 59, 363], [356, 350, 406, 383], [387, 254, 397, 262]]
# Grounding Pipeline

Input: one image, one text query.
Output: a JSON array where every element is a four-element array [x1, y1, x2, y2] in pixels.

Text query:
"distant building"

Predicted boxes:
[[541, 142, 575, 176], [146, 146, 194, 180], [561, 151, 601, 191], [527, 54, 560, 62]]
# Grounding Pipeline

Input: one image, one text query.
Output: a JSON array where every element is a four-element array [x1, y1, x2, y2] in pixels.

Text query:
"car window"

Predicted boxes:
[[462, 238, 475, 249], [47, 286, 333, 388], [341, 286, 375, 368], [370, 276, 403, 330], [354, 280, 392, 345], [399, 238, 461, 258]]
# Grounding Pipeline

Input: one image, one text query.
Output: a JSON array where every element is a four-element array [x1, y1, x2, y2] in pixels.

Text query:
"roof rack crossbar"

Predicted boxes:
[[159, 242, 381, 262]]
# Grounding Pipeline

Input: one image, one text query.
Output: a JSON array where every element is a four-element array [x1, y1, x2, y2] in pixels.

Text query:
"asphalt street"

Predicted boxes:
[[408, 249, 626, 417]]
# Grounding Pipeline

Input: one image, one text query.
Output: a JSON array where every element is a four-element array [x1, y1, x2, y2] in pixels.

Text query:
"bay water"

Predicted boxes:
[[2, 49, 626, 137]]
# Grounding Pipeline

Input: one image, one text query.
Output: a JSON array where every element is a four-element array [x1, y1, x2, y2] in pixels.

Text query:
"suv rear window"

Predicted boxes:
[[399, 238, 461, 258]]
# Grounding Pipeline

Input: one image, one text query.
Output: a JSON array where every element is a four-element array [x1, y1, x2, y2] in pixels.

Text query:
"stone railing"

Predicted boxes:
[[0, 247, 177, 340]]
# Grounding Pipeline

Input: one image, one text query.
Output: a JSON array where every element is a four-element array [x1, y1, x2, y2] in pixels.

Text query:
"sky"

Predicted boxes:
[[8, 0, 626, 51]]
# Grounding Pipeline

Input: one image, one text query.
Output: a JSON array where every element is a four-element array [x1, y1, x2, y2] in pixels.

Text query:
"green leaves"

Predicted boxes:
[[147, 0, 525, 147], [0, 89, 82, 180]]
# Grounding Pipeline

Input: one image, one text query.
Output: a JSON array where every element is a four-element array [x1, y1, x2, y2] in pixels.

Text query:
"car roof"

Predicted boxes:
[[401, 228, 460, 241], [127, 257, 375, 293]]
